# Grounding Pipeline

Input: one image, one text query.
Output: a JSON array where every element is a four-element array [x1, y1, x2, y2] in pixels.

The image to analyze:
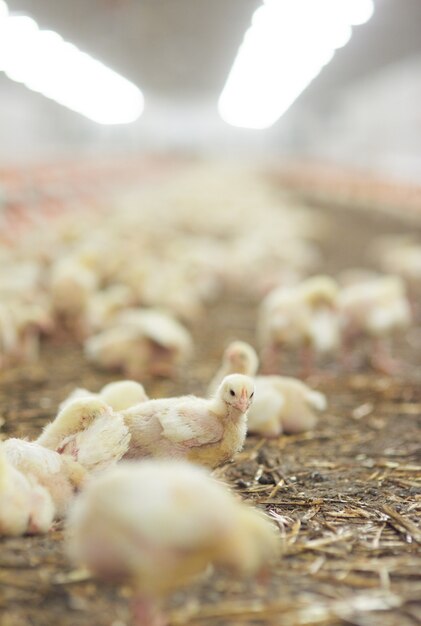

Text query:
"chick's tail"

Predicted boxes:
[[305, 389, 327, 412]]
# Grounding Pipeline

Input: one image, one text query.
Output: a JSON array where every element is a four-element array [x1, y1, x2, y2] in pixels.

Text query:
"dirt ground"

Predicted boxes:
[[0, 197, 420, 626]]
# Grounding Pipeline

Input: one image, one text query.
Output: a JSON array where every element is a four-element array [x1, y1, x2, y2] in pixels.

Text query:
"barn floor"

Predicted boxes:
[[1, 197, 420, 626]]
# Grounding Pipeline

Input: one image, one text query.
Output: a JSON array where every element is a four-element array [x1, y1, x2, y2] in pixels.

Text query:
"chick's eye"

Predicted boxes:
[[229, 389, 236, 397]]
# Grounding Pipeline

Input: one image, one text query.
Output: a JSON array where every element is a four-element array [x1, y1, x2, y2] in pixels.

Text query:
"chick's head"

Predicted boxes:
[[301, 275, 338, 308], [219, 374, 255, 413], [100, 380, 148, 411], [224, 341, 259, 376]]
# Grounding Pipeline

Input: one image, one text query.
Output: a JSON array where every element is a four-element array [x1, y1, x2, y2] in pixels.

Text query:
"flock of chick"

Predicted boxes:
[[1, 366, 282, 625], [0, 164, 417, 626], [0, 165, 416, 380]]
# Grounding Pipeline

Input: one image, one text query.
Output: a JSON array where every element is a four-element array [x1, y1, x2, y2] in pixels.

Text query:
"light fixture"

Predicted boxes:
[[0, 2, 144, 124], [218, 0, 375, 129]]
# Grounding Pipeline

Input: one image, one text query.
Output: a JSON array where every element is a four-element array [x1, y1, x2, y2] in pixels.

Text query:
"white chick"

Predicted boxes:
[[38, 398, 131, 474], [59, 380, 149, 412], [208, 341, 325, 437], [84, 325, 145, 377], [10, 299, 54, 363], [381, 245, 421, 285], [3, 438, 85, 517], [67, 460, 279, 626], [0, 260, 43, 300], [0, 299, 52, 368], [50, 256, 98, 336], [339, 275, 412, 373], [0, 442, 55, 536], [122, 374, 255, 468], [84, 284, 134, 333], [100, 380, 149, 411], [338, 268, 381, 288], [0, 302, 18, 369], [207, 341, 259, 396], [376, 242, 421, 314], [118, 308, 193, 376], [248, 376, 326, 437], [258, 275, 340, 375], [58, 387, 97, 411], [85, 309, 193, 379], [140, 265, 204, 324]]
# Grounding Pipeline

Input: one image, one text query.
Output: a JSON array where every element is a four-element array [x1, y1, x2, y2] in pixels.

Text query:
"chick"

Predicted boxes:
[[100, 380, 149, 411], [122, 374, 255, 468], [60, 380, 149, 412], [207, 341, 259, 396], [10, 299, 54, 363], [49, 255, 98, 337], [339, 275, 412, 373], [38, 398, 131, 473], [376, 241, 421, 315], [0, 442, 55, 536], [208, 341, 325, 437], [258, 276, 340, 375], [248, 376, 326, 437], [0, 302, 18, 369], [298, 276, 340, 371], [119, 308, 194, 376], [67, 460, 279, 626], [84, 284, 134, 333], [3, 438, 85, 517], [139, 265, 205, 324], [85, 309, 193, 379], [372, 236, 421, 284], [338, 268, 381, 288], [0, 297, 53, 369]]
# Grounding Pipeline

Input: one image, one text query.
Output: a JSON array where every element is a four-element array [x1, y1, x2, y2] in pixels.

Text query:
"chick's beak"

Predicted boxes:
[[234, 388, 250, 412]]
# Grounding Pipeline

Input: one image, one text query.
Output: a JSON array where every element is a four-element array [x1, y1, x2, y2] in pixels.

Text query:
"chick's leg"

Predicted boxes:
[[20, 329, 40, 363], [340, 326, 360, 371], [300, 345, 313, 379], [132, 596, 167, 626], [370, 337, 402, 375]]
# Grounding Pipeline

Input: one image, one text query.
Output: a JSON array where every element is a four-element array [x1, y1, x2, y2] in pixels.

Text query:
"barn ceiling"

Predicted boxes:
[[6, 0, 421, 105]]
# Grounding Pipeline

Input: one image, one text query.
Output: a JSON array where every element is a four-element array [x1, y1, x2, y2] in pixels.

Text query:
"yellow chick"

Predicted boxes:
[[50, 255, 98, 336], [38, 398, 131, 474], [9, 299, 53, 364], [0, 442, 55, 536], [207, 340, 259, 396], [248, 376, 326, 437], [339, 275, 412, 373], [67, 460, 279, 626], [3, 438, 85, 517], [100, 380, 149, 411], [122, 374, 255, 469], [84, 284, 134, 333], [85, 308, 193, 379], [0, 302, 18, 369], [374, 237, 421, 288], [376, 240, 421, 315], [209, 341, 326, 437], [59, 380, 149, 412], [258, 275, 340, 375]]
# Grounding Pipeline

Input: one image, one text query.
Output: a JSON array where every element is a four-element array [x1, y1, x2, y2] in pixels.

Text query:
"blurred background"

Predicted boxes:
[[0, 0, 420, 184]]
